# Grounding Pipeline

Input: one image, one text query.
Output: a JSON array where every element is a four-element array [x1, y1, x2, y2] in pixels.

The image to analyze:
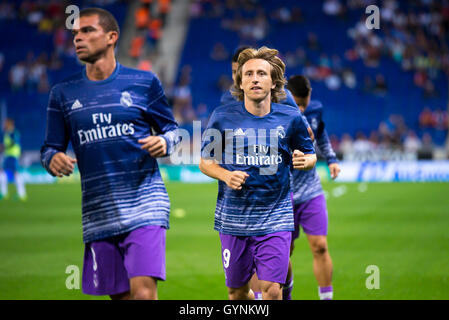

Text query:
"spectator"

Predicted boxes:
[[353, 132, 372, 153], [210, 42, 229, 61], [339, 133, 354, 154], [9, 61, 27, 91], [342, 68, 357, 88], [404, 130, 422, 153], [323, 0, 343, 16], [419, 132, 434, 157], [373, 74, 387, 95], [135, 5, 150, 30], [419, 107, 436, 128], [325, 74, 341, 90]]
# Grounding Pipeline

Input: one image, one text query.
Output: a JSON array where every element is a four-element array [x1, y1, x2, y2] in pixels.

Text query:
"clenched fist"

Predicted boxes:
[[225, 171, 249, 190], [138, 136, 167, 158], [49, 152, 77, 177]]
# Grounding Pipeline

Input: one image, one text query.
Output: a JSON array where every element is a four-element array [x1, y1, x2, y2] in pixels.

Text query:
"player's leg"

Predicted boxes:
[[283, 198, 302, 300], [300, 194, 333, 299], [254, 231, 291, 300], [0, 169, 7, 198], [219, 233, 255, 300], [14, 171, 26, 201], [120, 225, 166, 300], [82, 238, 130, 298], [129, 276, 158, 300], [260, 280, 282, 300], [306, 234, 333, 299], [249, 273, 262, 300], [110, 291, 130, 300], [228, 282, 254, 300]]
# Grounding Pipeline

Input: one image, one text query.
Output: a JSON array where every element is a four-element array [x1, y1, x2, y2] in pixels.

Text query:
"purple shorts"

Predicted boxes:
[[82, 225, 166, 296], [292, 194, 328, 240], [219, 231, 291, 288]]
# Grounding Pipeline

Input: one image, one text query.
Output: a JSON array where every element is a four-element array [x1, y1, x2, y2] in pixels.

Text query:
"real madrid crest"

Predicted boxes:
[[120, 91, 133, 107]]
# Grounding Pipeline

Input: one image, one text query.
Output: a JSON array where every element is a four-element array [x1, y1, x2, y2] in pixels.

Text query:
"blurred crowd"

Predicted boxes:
[[346, 0, 449, 97], [129, 0, 172, 71], [330, 108, 448, 158], [0, 0, 127, 93], [0, 0, 448, 156], [170, 0, 448, 154]]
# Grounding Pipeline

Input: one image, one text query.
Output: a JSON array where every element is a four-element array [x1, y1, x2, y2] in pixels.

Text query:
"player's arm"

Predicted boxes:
[[40, 87, 76, 178], [199, 158, 248, 190], [290, 113, 317, 171], [140, 75, 179, 157], [292, 150, 317, 171], [316, 117, 340, 179]]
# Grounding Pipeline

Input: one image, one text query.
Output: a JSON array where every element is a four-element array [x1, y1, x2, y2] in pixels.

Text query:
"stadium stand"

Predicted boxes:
[[175, 0, 449, 156], [0, 0, 447, 160]]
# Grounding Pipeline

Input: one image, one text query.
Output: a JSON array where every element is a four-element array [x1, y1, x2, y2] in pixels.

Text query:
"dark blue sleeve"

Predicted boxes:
[[315, 108, 338, 165], [290, 114, 315, 154], [144, 75, 179, 155], [220, 90, 236, 105], [40, 86, 70, 175], [201, 110, 221, 159], [282, 88, 299, 108]]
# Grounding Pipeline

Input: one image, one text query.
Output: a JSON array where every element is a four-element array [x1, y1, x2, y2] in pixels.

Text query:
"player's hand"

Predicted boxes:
[[225, 171, 249, 190], [49, 152, 77, 177], [328, 163, 341, 180], [138, 135, 167, 158], [292, 150, 316, 171]]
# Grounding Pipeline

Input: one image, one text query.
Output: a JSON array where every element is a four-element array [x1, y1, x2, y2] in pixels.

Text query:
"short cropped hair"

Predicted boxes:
[[80, 8, 120, 47], [287, 75, 312, 98], [231, 46, 287, 103]]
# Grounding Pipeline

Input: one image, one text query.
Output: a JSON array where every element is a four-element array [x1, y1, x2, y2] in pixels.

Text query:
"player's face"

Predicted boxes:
[[72, 15, 114, 63], [240, 59, 275, 103]]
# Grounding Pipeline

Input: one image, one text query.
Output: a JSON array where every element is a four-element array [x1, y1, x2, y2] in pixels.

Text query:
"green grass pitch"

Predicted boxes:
[[0, 181, 448, 300]]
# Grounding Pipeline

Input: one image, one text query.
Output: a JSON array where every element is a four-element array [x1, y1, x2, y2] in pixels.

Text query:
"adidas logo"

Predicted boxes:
[[234, 128, 245, 136], [71, 99, 83, 110]]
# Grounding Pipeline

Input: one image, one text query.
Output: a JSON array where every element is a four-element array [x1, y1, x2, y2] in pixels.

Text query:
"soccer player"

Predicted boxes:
[[0, 118, 27, 201], [284, 75, 341, 300], [219, 46, 311, 300], [40, 8, 178, 300], [199, 47, 316, 300]]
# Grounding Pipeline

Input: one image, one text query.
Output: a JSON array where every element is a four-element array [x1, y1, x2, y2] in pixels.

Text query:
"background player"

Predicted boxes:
[[199, 47, 316, 300], [284, 75, 341, 300], [40, 8, 178, 300], [0, 118, 27, 201]]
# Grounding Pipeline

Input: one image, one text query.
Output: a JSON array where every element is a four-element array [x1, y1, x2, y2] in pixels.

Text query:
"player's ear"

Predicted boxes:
[[108, 31, 118, 46]]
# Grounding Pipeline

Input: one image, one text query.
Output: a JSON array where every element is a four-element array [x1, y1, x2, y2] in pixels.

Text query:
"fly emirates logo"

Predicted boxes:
[[77, 112, 135, 145], [236, 144, 283, 166]]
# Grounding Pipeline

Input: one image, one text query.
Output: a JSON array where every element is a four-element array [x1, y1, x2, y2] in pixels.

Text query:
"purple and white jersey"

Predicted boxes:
[[41, 63, 179, 243], [291, 100, 338, 205]]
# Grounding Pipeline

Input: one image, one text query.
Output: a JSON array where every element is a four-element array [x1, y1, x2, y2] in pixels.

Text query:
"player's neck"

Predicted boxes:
[[85, 53, 117, 81], [298, 105, 306, 113], [244, 95, 271, 117]]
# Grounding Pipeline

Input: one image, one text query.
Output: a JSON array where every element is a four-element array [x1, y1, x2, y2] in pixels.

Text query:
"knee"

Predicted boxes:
[[262, 283, 281, 300], [131, 287, 156, 300], [228, 287, 250, 300], [311, 241, 328, 257]]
